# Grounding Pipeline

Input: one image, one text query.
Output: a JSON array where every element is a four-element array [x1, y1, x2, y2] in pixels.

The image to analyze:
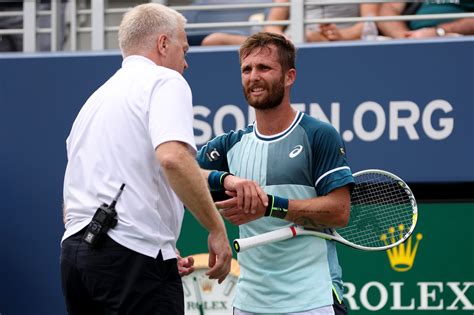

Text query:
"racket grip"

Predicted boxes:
[[233, 227, 297, 252]]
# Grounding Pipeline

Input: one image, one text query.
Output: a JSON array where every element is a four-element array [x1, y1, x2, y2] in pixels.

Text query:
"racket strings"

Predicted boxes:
[[338, 172, 415, 248]]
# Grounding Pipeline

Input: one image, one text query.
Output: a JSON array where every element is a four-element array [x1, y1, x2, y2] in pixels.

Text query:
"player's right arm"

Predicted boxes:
[[217, 185, 351, 229], [197, 130, 268, 214], [156, 141, 231, 283], [217, 119, 354, 229]]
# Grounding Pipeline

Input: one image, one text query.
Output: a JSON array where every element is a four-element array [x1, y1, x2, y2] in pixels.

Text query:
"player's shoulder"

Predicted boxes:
[[299, 113, 339, 136], [231, 124, 254, 140], [209, 124, 254, 149], [197, 124, 253, 166]]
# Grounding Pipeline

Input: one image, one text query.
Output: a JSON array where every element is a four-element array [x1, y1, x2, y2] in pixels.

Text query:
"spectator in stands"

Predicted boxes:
[[377, 1, 474, 39], [0, 1, 66, 52], [184, 0, 272, 46], [0, 2, 23, 51], [314, 4, 380, 42], [201, 0, 380, 45]]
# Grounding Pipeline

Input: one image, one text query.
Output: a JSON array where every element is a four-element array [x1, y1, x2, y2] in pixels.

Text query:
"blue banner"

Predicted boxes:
[[185, 38, 474, 183], [0, 37, 472, 315]]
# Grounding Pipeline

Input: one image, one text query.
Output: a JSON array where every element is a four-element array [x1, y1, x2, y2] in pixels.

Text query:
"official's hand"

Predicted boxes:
[[177, 254, 195, 277], [205, 229, 232, 284], [222, 176, 268, 214], [217, 194, 267, 225]]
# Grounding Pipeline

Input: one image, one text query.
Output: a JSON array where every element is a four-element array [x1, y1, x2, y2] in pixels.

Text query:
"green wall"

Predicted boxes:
[[178, 203, 474, 314]]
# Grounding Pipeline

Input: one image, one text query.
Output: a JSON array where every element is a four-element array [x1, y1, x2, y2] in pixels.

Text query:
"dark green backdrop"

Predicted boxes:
[[178, 203, 474, 314]]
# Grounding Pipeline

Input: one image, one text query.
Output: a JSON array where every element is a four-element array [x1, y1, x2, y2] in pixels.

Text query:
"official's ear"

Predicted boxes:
[[156, 34, 169, 55]]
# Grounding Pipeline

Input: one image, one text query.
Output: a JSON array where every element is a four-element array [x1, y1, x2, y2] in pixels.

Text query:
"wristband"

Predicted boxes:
[[208, 171, 232, 190], [264, 194, 289, 219]]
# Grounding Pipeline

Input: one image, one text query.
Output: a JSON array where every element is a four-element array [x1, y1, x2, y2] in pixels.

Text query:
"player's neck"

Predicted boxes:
[[255, 103, 297, 136]]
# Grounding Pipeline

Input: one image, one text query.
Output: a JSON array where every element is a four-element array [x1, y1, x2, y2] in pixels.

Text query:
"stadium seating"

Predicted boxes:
[[183, 0, 271, 45]]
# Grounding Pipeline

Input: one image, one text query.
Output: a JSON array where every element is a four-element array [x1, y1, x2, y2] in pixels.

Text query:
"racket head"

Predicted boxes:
[[336, 169, 418, 251]]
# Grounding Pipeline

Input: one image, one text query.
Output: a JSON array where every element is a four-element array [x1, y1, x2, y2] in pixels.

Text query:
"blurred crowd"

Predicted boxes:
[[0, 1, 67, 52], [195, 0, 474, 46], [1, 0, 473, 52]]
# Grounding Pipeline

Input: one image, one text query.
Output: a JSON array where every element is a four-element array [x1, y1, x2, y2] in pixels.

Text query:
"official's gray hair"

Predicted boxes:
[[118, 3, 186, 57]]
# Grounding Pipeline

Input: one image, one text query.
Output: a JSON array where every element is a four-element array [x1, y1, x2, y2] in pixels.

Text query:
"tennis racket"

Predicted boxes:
[[233, 169, 418, 252]]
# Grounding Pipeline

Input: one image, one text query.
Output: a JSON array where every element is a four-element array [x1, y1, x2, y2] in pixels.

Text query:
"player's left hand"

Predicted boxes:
[[222, 176, 268, 214], [177, 252, 195, 277], [216, 193, 267, 225]]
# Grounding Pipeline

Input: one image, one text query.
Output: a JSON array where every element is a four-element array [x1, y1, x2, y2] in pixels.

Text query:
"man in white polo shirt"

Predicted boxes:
[[60, 3, 251, 314]]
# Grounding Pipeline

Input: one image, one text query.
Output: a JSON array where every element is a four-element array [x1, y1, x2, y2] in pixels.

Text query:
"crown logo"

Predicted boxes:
[[201, 279, 214, 293], [381, 224, 423, 272]]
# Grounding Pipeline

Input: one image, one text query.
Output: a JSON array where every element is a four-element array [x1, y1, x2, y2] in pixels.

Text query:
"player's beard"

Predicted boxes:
[[244, 75, 285, 110]]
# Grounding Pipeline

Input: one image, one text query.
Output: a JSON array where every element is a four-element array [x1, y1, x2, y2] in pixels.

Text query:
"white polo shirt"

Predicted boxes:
[[62, 55, 196, 260]]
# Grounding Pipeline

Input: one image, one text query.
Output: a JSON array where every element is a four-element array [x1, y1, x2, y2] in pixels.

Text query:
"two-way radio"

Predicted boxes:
[[83, 184, 126, 248]]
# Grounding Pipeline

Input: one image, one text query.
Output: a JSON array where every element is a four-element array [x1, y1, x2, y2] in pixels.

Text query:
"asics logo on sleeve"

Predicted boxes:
[[289, 145, 303, 158]]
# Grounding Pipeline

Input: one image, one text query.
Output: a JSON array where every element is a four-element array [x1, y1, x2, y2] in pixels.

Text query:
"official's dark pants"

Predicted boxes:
[[60, 229, 183, 315]]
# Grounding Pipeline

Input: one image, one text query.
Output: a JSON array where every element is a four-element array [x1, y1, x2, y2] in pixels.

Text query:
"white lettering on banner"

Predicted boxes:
[[344, 282, 361, 310], [391, 282, 416, 310], [422, 99, 454, 140], [193, 105, 212, 145], [192, 100, 455, 146], [390, 101, 420, 140], [213, 105, 246, 136], [352, 101, 386, 142], [446, 282, 474, 310], [418, 282, 444, 310], [343, 281, 474, 311], [359, 281, 389, 311]]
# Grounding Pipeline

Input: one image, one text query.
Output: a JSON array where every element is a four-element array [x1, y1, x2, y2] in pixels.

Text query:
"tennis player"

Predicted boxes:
[[197, 32, 354, 314]]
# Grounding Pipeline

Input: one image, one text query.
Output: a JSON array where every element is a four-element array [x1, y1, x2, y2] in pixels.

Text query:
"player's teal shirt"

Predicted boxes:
[[197, 112, 354, 313]]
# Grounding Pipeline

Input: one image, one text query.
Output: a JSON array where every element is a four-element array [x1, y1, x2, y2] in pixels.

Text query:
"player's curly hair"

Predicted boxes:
[[239, 32, 296, 72]]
